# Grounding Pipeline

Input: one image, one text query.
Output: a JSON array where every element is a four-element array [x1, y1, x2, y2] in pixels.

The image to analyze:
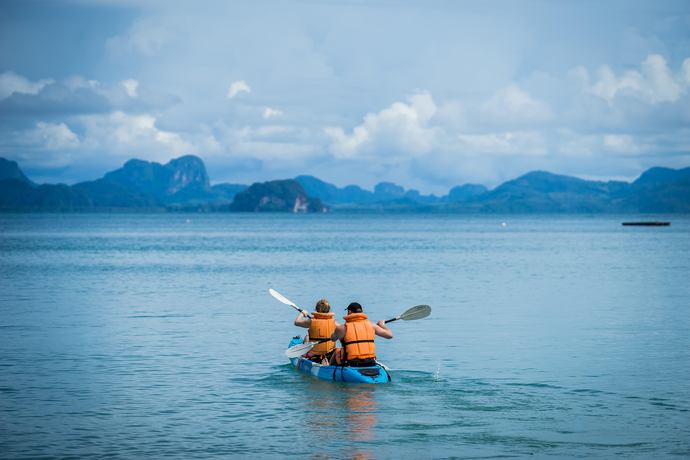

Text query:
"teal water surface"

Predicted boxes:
[[1, 214, 689, 458]]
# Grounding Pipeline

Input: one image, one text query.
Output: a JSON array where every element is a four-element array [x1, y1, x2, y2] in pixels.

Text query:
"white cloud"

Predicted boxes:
[[456, 131, 547, 156], [64, 75, 100, 91], [80, 111, 193, 158], [0, 71, 54, 100], [26, 122, 80, 150], [121, 79, 139, 98], [603, 134, 640, 154], [558, 131, 690, 158], [482, 84, 551, 122], [640, 55, 682, 103], [582, 54, 687, 105], [326, 91, 438, 158], [228, 140, 317, 159], [250, 125, 294, 137], [212, 121, 322, 161], [227, 80, 251, 99], [434, 100, 466, 130], [263, 107, 283, 119], [590, 67, 641, 104], [600, 132, 690, 156]]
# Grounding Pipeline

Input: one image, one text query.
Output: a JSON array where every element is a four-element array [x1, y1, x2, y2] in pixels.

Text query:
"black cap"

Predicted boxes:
[[345, 302, 362, 312]]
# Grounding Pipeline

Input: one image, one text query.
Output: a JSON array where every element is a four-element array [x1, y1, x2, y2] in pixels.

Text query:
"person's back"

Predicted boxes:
[[294, 299, 338, 364], [332, 302, 393, 366]]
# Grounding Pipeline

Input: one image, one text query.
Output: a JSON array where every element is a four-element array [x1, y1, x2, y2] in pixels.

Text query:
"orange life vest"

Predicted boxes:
[[342, 312, 376, 361], [308, 312, 336, 355]]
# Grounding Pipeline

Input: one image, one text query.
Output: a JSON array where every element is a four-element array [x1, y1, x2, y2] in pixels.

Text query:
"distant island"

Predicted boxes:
[[1, 155, 689, 213]]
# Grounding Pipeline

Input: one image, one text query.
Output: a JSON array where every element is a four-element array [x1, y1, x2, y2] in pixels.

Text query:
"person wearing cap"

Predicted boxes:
[[330, 302, 393, 367], [294, 299, 340, 364]]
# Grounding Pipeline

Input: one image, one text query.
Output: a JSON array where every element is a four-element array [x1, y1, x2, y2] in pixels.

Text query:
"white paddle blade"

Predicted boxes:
[[269, 288, 297, 308], [400, 304, 431, 321], [285, 342, 316, 358]]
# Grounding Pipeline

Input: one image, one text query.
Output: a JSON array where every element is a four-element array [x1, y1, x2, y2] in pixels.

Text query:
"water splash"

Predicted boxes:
[[433, 359, 442, 381]]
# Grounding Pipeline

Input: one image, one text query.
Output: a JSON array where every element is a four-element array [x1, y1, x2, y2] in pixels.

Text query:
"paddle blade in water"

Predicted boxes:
[[399, 304, 431, 321], [285, 342, 316, 358]]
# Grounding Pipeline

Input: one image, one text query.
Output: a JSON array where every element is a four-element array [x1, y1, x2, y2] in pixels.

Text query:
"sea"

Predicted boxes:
[[1, 213, 689, 459]]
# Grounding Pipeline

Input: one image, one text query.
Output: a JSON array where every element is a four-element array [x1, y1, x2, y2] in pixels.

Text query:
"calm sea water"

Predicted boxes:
[[1, 213, 689, 458]]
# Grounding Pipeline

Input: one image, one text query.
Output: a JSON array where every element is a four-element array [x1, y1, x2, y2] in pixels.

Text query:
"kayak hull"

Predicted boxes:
[[287, 337, 391, 384]]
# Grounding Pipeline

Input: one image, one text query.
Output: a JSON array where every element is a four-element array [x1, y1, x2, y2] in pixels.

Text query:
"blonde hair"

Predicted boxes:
[[315, 299, 330, 313]]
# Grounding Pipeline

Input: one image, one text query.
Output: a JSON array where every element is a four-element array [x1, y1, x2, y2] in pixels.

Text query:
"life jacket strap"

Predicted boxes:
[[342, 339, 375, 345]]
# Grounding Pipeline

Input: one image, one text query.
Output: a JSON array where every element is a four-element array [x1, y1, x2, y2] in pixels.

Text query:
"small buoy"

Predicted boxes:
[[501, 222, 507, 228]]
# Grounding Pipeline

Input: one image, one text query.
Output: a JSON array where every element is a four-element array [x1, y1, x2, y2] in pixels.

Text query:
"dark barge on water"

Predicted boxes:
[[622, 221, 671, 226]]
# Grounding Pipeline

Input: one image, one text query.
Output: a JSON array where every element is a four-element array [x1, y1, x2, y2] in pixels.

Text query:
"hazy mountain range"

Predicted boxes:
[[1, 155, 689, 213]]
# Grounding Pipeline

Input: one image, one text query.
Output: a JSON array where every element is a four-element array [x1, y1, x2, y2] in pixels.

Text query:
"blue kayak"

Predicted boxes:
[[287, 337, 391, 384]]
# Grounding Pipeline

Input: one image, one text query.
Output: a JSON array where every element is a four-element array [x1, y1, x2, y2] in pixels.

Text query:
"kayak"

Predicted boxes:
[[287, 337, 391, 384]]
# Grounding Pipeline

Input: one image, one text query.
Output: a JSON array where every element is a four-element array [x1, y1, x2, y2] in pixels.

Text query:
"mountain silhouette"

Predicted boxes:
[[1, 156, 689, 213]]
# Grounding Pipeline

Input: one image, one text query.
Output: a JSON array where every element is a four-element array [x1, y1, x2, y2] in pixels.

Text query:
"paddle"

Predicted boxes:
[[383, 304, 431, 323], [284, 304, 432, 358], [269, 288, 312, 318], [285, 340, 327, 358]]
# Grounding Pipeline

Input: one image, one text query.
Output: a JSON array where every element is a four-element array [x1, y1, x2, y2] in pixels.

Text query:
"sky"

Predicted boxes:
[[1, 0, 689, 192]]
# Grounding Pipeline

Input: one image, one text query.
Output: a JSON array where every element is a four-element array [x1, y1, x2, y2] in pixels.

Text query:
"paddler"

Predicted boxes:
[[294, 299, 339, 364], [331, 302, 393, 366]]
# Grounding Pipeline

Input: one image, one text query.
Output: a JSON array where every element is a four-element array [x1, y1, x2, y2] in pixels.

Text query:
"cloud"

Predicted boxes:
[[456, 131, 548, 156], [80, 111, 193, 158], [581, 54, 688, 105], [602, 131, 690, 156], [0, 81, 111, 116], [64, 75, 100, 91], [640, 55, 683, 103], [326, 91, 438, 158], [17, 121, 80, 151], [121, 79, 139, 98], [227, 80, 251, 99], [0, 72, 180, 119], [555, 127, 690, 160], [0, 71, 54, 100], [603, 134, 642, 155], [482, 84, 551, 123], [214, 122, 322, 161], [263, 107, 283, 119], [0, 73, 113, 116]]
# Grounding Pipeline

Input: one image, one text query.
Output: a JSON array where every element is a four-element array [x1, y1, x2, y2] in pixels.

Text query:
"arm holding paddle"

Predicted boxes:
[[330, 318, 394, 341], [374, 320, 393, 339], [269, 288, 312, 318], [294, 310, 311, 328]]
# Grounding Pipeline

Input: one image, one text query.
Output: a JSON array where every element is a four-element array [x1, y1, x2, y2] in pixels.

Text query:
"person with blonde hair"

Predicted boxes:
[[294, 298, 340, 364]]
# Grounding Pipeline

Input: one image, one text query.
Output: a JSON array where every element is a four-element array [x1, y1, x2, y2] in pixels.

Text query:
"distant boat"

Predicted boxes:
[[622, 221, 670, 226]]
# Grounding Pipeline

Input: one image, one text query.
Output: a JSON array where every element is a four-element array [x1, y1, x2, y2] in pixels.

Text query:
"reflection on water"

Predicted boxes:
[[304, 380, 377, 459], [343, 385, 376, 460], [304, 381, 341, 439], [343, 385, 376, 442]]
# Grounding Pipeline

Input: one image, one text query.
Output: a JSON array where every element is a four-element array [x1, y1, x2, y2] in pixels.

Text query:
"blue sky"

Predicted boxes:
[[1, 0, 689, 192]]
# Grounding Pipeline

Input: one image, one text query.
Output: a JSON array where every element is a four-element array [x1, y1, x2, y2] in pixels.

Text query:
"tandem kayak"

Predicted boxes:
[[287, 337, 391, 384]]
